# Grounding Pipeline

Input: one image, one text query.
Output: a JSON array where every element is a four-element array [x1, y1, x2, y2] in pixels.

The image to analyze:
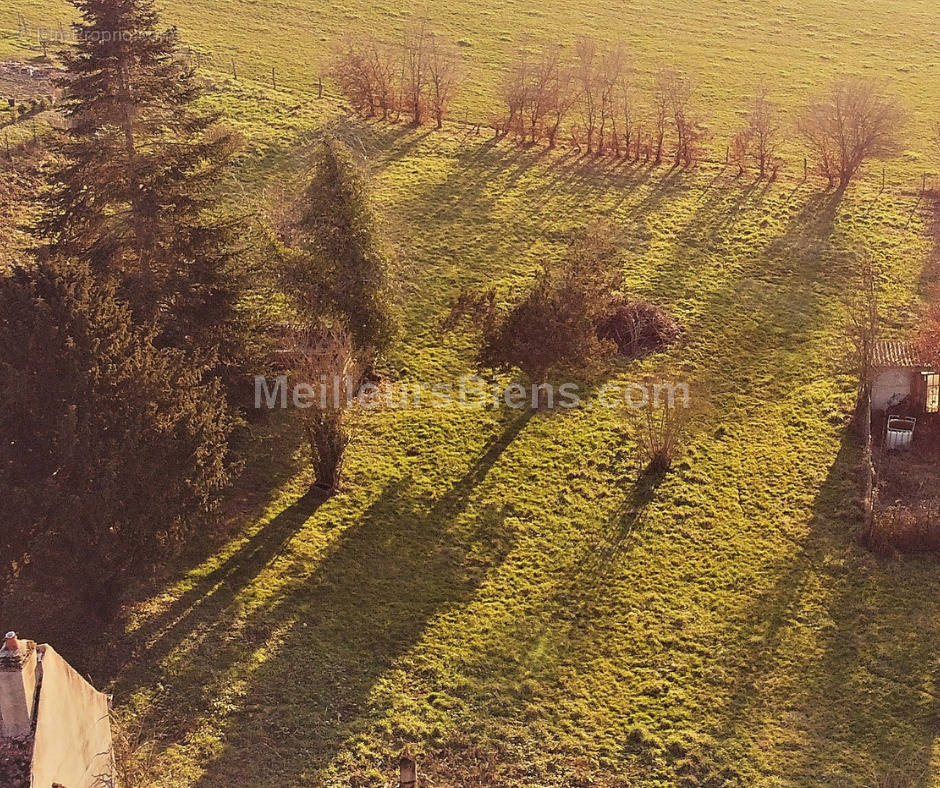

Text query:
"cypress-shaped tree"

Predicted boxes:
[[287, 136, 395, 358], [0, 260, 235, 618], [37, 0, 240, 356]]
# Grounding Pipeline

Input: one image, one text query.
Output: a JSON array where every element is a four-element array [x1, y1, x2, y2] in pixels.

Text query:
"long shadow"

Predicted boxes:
[[111, 411, 531, 785], [709, 429, 940, 784], [184, 414, 530, 786], [107, 487, 326, 679]]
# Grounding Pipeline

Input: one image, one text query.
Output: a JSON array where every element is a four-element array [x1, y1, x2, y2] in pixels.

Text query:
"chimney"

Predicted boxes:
[[0, 632, 38, 738]]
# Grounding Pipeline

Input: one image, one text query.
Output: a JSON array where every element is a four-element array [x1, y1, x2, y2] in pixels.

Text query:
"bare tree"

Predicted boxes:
[[748, 83, 780, 178], [617, 70, 636, 160], [282, 324, 365, 494], [545, 50, 575, 149], [525, 45, 560, 144], [651, 70, 671, 165], [626, 380, 702, 473], [575, 38, 599, 153], [846, 250, 879, 401], [598, 42, 628, 156], [657, 69, 698, 167], [426, 32, 461, 129], [402, 17, 429, 125], [501, 49, 530, 140], [799, 77, 905, 191], [367, 41, 400, 121], [730, 128, 752, 176], [331, 37, 377, 116]]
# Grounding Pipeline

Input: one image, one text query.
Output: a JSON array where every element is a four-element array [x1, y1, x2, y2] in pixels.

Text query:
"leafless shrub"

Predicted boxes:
[[110, 711, 162, 788], [868, 502, 940, 555], [597, 299, 682, 359], [426, 33, 461, 130], [799, 77, 905, 190], [628, 383, 698, 473], [280, 324, 365, 493]]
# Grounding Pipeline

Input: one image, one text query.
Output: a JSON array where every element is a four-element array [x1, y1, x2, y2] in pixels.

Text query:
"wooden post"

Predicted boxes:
[[232, 58, 237, 80], [317, 75, 323, 99], [271, 66, 276, 90], [399, 751, 417, 787]]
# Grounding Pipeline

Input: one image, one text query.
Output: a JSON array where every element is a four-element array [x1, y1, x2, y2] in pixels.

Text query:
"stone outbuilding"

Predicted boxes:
[[870, 341, 939, 415], [0, 633, 113, 788]]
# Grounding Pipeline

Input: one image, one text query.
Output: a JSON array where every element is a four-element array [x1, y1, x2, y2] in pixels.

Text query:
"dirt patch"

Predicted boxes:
[[0, 737, 32, 788], [597, 299, 682, 360], [0, 61, 61, 102], [868, 439, 940, 555]]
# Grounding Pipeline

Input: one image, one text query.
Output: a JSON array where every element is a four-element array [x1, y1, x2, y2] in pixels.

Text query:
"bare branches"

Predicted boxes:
[[800, 77, 905, 190], [282, 323, 365, 493], [402, 17, 429, 125], [749, 83, 780, 178], [730, 83, 781, 178], [426, 32, 461, 130], [332, 17, 463, 129]]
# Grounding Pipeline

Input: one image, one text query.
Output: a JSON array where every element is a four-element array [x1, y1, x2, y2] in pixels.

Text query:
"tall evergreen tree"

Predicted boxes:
[[286, 136, 395, 358], [0, 260, 234, 618], [37, 0, 240, 355]]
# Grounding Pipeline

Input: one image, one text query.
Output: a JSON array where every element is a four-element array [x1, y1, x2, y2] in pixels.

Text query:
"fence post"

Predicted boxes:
[[271, 66, 276, 90], [317, 75, 323, 99], [399, 751, 417, 787], [232, 58, 237, 80]]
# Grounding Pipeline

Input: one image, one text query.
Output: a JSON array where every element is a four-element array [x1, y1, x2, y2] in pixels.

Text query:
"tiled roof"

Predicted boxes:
[[872, 340, 926, 368]]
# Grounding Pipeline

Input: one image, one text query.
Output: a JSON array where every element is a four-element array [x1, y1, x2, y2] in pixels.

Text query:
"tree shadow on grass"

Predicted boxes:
[[108, 485, 327, 681], [112, 410, 532, 786], [711, 429, 940, 784]]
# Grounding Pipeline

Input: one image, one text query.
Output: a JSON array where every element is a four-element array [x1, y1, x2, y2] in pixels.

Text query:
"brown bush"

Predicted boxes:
[[480, 224, 620, 385], [867, 503, 940, 555], [597, 299, 681, 359]]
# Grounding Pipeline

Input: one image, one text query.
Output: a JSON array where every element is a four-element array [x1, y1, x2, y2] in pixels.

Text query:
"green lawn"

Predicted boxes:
[[1, 0, 939, 785]]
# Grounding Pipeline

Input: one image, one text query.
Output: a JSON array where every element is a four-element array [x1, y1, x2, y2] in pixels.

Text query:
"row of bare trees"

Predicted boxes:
[[333, 29, 910, 189], [496, 40, 709, 165], [332, 19, 462, 128]]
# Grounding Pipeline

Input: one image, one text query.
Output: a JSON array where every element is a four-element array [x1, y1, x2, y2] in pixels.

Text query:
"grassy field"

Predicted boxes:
[[1, 0, 939, 786]]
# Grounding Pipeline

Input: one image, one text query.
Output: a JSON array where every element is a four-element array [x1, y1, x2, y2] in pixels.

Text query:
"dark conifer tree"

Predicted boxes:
[[37, 0, 240, 356], [0, 260, 234, 618], [286, 136, 395, 359]]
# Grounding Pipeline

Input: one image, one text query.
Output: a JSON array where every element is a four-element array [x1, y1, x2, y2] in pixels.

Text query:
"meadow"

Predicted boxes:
[[0, 0, 939, 785]]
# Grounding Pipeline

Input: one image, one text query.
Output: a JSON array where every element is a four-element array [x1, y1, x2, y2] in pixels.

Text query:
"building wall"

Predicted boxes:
[[872, 367, 919, 412]]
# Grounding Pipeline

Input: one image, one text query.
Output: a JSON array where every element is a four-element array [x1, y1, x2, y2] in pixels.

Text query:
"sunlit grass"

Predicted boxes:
[[0, 0, 938, 784]]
